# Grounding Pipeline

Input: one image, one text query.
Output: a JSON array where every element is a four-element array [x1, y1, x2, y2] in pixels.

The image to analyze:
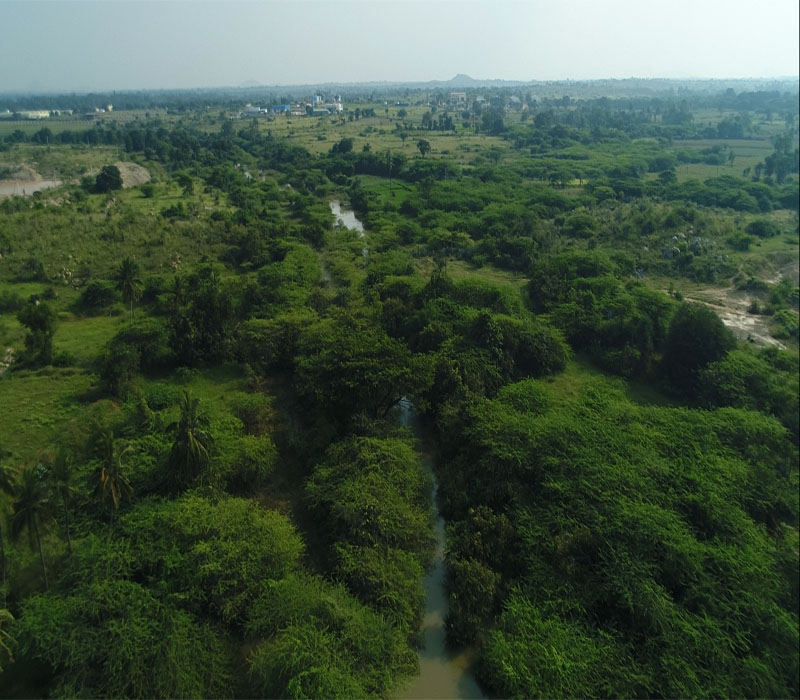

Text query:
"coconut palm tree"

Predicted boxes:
[[47, 449, 75, 555], [0, 462, 18, 601], [167, 392, 214, 492], [95, 429, 133, 529], [11, 464, 51, 590], [115, 256, 143, 323], [0, 607, 13, 672]]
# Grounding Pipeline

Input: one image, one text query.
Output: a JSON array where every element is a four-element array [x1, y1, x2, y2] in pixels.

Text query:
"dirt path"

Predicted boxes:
[[679, 286, 785, 349]]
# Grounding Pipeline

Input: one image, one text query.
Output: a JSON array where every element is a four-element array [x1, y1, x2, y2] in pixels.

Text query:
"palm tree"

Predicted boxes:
[[0, 608, 13, 672], [115, 256, 143, 323], [47, 449, 75, 555], [0, 462, 18, 601], [168, 392, 214, 492], [95, 429, 133, 529], [11, 464, 51, 590]]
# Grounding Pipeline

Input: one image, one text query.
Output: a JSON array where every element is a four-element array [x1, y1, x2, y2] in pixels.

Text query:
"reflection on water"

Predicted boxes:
[[395, 398, 485, 700], [329, 199, 365, 235], [0, 180, 61, 196]]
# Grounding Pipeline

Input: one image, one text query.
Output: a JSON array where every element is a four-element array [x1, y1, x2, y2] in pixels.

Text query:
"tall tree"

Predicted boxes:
[[47, 450, 75, 555], [0, 462, 17, 601], [167, 393, 214, 492], [11, 464, 51, 590], [0, 607, 13, 672], [115, 257, 143, 323], [17, 301, 57, 366], [95, 429, 133, 528], [417, 139, 431, 158], [94, 164, 123, 193]]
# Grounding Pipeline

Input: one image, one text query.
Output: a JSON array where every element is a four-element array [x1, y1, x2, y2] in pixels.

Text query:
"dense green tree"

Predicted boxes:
[[94, 164, 123, 193], [661, 302, 735, 395], [120, 495, 304, 625], [246, 573, 415, 698], [15, 577, 232, 697], [438, 377, 798, 698], [16, 301, 56, 367], [168, 266, 236, 365], [416, 139, 431, 158], [296, 312, 428, 426]]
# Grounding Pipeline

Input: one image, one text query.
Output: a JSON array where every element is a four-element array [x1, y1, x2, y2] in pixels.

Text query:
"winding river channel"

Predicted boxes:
[[328, 199, 484, 698], [395, 398, 484, 700]]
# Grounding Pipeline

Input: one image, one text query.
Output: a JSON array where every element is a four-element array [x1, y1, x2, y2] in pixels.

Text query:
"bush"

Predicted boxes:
[[0, 290, 23, 313], [76, 281, 118, 314], [94, 165, 123, 193], [746, 219, 780, 239]]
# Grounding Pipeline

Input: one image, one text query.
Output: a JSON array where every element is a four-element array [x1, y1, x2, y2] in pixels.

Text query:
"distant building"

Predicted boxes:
[[269, 104, 290, 113], [311, 107, 330, 116], [450, 92, 467, 106], [17, 110, 50, 120]]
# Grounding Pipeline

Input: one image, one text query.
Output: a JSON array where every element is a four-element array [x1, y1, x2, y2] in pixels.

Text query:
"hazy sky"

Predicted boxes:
[[1, 0, 798, 92]]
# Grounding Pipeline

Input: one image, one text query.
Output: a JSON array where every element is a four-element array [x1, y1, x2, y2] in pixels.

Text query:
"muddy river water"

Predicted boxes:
[[395, 398, 484, 700]]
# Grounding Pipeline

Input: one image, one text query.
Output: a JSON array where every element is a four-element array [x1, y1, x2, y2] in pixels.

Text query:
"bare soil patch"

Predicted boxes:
[[681, 286, 785, 349], [114, 161, 151, 188]]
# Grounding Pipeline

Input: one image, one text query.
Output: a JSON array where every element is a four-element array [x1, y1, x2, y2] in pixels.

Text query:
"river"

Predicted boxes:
[[395, 398, 484, 700], [329, 199, 368, 258]]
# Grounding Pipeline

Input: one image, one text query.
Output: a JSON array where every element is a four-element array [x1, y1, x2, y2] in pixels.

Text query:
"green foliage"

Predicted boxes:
[[119, 494, 303, 625], [0, 608, 13, 673], [246, 573, 416, 698], [100, 318, 173, 398], [75, 280, 118, 314], [16, 301, 56, 367], [168, 266, 236, 365], [94, 164, 123, 193], [306, 436, 433, 634], [661, 302, 736, 394], [296, 311, 425, 424], [166, 392, 214, 492], [438, 376, 799, 698], [239, 310, 318, 373], [93, 426, 133, 527], [114, 256, 143, 322], [307, 436, 432, 556], [480, 595, 639, 699], [10, 464, 51, 589], [216, 432, 277, 493], [15, 578, 232, 698], [698, 348, 799, 440], [746, 218, 780, 239]]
